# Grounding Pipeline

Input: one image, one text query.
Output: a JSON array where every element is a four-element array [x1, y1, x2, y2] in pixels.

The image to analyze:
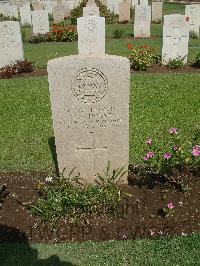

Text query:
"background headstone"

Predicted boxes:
[[77, 16, 105, 55], [185, 4, 200, 37], [0, 21, 24, 68], [31, 10, 49, 35], [119, 0, 130, 23], [134, 5, 151, 37], [83, 0, 100, 17], [53, 4, 65, 23], [152, 1, 163, 22], [20, 3, 32, 25], [162, 14, 189, 65]]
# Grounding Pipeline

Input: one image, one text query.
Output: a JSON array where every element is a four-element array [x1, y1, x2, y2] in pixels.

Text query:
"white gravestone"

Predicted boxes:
[[0, 21, 24, 68], [134, 5, 151, 37], [43, 1, 53, 14], [107, 0, 114, 12], [185, 4, 200, 37], [20, 4, 32, 25], [53, 4, 65, 23], [83, 0, 100, 17], [152, 1, 163, 22], [140, 0, 148, 6], [47, 15, 130, 184], [31, 10, 50, 35], [77, 16, 105, 56], [119, 0, 130, 23], [8, 5, 18, 18], [162, 15, 189, 65]]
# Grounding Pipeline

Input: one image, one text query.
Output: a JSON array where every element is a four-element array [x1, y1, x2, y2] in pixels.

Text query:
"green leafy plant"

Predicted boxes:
[[29, 163, 124, 223], [152, 19, 161, 24], [189, 30, 199, 39], [128, 43, 160, 71], [166, 57, 185, 69], [193, 52, 200, 67], [113, 29, 125, 39]]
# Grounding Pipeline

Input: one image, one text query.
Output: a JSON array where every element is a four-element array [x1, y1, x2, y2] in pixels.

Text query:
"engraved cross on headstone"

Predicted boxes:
[[77, 132, 108, 174]]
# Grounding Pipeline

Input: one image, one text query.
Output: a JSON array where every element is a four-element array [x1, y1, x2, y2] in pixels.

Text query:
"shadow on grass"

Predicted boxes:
[[48, 137, 59, 176], [0, 224, 76, 265]]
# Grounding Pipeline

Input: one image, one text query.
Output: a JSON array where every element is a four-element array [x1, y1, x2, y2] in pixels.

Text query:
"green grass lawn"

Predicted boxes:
[[1, 233, 200, 265], [0, 73, 199, 172]]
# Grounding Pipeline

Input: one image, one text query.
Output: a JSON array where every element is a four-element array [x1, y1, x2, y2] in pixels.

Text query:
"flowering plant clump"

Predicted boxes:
[[141, 126, 200, 190], [127, 43, 160, 71], [47, 25, 78, 42], [29, 25, 78, 43]]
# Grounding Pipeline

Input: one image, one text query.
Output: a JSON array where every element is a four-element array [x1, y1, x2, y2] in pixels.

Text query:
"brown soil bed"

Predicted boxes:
[[131, 64, 200, 74], [1, 65, 199, 80], [0, 171, 200, 244]]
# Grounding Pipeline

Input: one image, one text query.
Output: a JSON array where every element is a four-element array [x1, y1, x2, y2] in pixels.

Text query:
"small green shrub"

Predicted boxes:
[[128, 43, 160, 71], [189, 30, 199, 39], [193, 52, 200, 67], [113, 29, 125, 39], [30, 163, 126, 223], [166, 57, 184, 69]]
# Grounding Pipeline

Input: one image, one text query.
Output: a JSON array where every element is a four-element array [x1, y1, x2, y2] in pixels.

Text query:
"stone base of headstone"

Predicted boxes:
[[47, 55, 130, 184]]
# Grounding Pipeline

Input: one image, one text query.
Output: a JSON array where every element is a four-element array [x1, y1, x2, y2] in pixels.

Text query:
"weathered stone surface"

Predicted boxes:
[[134, 5, 151, 37], [119, 0, 130, 22], [8, 5, 18, 18], [152, 1, 163, 22], [47, 55, 130, 183], [140, 0, 148, 6], [0, 21, 24, 68], [32, 2, 44, 10], [83, 6, 100, 16], [31, 10, 49, 35], [20, 3, 31, 25], [77, 16, 105, 55], [162, 14, 189, 64], [185, 4, 200, 37]]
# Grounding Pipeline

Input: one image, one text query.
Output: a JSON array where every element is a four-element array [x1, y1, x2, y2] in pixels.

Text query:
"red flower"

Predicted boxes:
[[127, 43, 133, 50]]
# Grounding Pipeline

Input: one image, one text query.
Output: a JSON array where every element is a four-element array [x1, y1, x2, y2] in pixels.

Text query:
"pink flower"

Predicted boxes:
[[167, 202, 174, 209], [163, 152, 171, 159], [143, 151, 154, 161], [192, 145, 200, 157], [146, 138, 152, 146], [147, 151, 154, 158], [173, 146, 178, 151], [169, 127, 178, 135]]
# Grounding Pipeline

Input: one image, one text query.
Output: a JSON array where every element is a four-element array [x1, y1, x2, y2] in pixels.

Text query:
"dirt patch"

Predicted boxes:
[[131, 64, 200, 74], [0, 171, 200, 243], [0, 65, 199, 80]]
